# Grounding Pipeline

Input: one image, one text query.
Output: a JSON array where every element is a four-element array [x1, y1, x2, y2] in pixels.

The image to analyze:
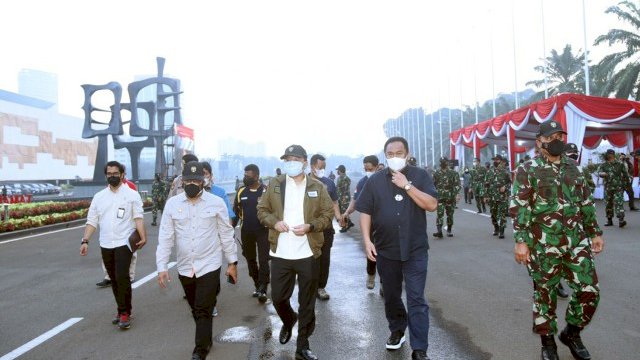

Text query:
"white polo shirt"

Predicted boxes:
[[86, 184, 144, 249]]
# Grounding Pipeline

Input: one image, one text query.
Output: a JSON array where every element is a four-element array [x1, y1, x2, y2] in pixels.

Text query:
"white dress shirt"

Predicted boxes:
[[86, 184, 144, 249], [270, 175, 313, 260], [156, 191, 238, 277]]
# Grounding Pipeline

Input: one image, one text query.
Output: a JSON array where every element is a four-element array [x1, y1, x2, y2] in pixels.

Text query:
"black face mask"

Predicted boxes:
[[184, 183, 202, 198], [567, 154, 579, 161], [541, 139, 565, 157], [243, 176, 256, 187], [107, 176, 121, 187]]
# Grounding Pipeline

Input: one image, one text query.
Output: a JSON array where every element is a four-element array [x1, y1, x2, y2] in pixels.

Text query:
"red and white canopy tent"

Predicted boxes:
[[449, 93, 640, 171]]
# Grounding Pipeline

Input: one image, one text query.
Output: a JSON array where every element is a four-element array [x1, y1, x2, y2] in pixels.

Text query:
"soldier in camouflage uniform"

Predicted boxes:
[[485, 155, 511, 238], [151, 173, 167, 226], [432, 157, 461, 237], [597, 149, 628, 227], [335, 165, 353, 232], [470, 157, 487, 213], [564, 143, 595, 192], [511, 120, 604, 360]]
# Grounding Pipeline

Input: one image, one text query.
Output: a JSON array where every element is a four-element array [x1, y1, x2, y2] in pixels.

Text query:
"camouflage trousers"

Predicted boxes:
[[526, 234, 600, 335], [604, 189, 624, 219], [436, 198, 455, 227], [472, 185, 485, 212], [152, 199, 165, 221], [489, 199, 509, 229]]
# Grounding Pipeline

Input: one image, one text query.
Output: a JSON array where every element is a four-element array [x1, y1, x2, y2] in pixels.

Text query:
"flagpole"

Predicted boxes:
[[582, 0, 590, 95], [511, 0, 519, 108], [541, 0, 549, 99], [430, 101, 435, 167]]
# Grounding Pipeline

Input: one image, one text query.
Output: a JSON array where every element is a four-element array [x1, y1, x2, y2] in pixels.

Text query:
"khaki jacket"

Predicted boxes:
[[257, 174, 334, 258]]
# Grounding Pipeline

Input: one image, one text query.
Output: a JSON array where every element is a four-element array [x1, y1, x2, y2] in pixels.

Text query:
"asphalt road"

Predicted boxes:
[[1, 201, 639, 359]]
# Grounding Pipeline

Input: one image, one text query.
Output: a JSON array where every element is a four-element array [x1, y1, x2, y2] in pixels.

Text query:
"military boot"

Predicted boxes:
[[432, 226, 443, 238], [498, 227, 505, 239], [446, 225, 453, 237], [540, 335, 559, 360], [559, 325, 591, 360], [604, 218, 613, 226], [492, 225, 499, 236], [151, 218, 157, 226], [619, 217, 627, 228]]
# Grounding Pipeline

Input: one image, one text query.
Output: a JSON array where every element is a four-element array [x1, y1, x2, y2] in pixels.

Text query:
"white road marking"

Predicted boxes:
[[462, 208, 491, 218], [0, 317, 83, 360], [132, 261, 176, 289]]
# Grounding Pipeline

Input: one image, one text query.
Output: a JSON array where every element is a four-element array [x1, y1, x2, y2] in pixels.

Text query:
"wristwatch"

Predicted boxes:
[[403, 182, 413, 191], [81, 238, 89, 245]]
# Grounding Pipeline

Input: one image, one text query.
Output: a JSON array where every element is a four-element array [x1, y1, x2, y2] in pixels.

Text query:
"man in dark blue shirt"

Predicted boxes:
[[342, 155, 381, 291], [355, 136, 437, 360], [309, 154, 344, 301]]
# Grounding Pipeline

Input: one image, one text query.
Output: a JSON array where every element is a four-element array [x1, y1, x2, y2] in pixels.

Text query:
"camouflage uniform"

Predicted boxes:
[[151, 177, 167, 225], [432, 160, 461, 237], [598, 159, 628, 224], [470, 164, 487, 213], [510, 155, 602, 336], [336, 173, 351, 214], [485, 160, 511, 237]]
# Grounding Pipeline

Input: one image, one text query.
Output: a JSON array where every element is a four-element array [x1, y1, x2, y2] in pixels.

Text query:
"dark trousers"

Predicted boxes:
[[318, 229, 334, 289], [101, 245, 133, 315], [366, 258, 377, 275], [241, 228, 270, 288], [271, 256, 319, 351], [377, 252, 429, 351], [179, 269, 221, 358], [463, 186, 471, 203]]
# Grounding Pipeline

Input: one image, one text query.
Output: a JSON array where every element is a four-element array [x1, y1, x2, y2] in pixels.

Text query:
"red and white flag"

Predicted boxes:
[[175, 124, 195, 152]]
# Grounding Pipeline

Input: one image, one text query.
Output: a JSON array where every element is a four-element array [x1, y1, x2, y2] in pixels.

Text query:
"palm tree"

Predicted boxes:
[[526, 44, 586, 100], [593, 1, 640, 99]]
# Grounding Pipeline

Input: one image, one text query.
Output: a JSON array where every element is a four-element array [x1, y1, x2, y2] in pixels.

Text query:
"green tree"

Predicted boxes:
[[593, 1, 640, 99], [526, 44, 586, 100]]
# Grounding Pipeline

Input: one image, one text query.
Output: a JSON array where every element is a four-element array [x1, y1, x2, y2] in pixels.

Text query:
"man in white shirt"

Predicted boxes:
[[156, 161, 238, 360], [257, 145, 334, 360], [80, 161, 147, 330]]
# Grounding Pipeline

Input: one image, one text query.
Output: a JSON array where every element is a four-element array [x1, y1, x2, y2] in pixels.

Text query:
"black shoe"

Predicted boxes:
[[258, 291, 268, 303], [498, 228, 505, 239], [559, 328, 591, 360], [446, 231, 453, 237], [492, 226, 499, 236], [630, 207, 639, 211], [295, 349, 318, 360], [279, 313, 298, 344], [191, 353, 203, 360], [541, 345, 559, 360], [619, 220, 627, 228], [96, 279, 111, 288], [557, 284, 569, 299], [252, 287, 260, 298], [151, 221, 157, 226], [385, 330, 405, 350], [412, 350, 430, 360], [604, 218, 613, 226]]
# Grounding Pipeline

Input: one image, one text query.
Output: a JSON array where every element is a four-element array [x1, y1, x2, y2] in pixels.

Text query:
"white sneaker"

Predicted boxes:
[[212, 306, 219, 317]]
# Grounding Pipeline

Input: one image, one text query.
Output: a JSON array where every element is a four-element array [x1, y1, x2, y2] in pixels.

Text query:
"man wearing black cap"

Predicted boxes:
[[511, 120, 604, 360], [156, 161, 238, 360], [168, 153, 199, 198], [257, 145, 334, 360], [598, 149, 629, 227]]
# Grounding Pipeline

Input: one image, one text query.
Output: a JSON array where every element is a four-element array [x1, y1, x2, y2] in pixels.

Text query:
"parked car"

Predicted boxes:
[[44, 183, 61, 194], [31, 183, 48, 194], [10, 184, 22, 195]]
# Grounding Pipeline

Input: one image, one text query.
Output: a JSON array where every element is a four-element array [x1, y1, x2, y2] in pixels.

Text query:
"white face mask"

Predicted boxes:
[[283, 160, 304, 177], [314, 168, 326, 178], [204, 176, 212, 187], [365, 171, 374, 177], [386, 157, 407, 171]]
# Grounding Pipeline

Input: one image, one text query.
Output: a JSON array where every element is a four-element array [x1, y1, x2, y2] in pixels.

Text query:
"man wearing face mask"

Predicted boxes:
[[233, 164, 270, 303], [335, 165, 353, 233], [462, 167, 472, 204], [432, 157, 461, 238], [342, 155, 382, 292], [485, 155, 511, 238], [156, 161, 238, 360], [80, 161, 147, 330], [564, 144, 595, 192], [356, 137, 438, 360], [309, 154, 345, 301], [168, 153, 199, 198], [470, 158, 487, 213], [511, 120, 604, 360], [257, 145, 334, 360], [619, 153, 638, 211], [598, 149, 628, 227]]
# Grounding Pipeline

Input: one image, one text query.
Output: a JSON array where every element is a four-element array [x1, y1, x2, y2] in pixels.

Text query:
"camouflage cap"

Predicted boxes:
[[606, 149, 615, 155], [538, 120, 567, 138], [564, 143, 579, 154], [491, 154, 503, 161]]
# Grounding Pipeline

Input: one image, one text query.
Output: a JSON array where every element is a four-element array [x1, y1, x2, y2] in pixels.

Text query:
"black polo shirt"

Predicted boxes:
[[355, 165, 437, 261]]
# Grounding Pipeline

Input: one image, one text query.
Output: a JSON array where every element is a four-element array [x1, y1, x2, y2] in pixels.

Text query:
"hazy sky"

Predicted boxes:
[[0, 0, 623, 158]]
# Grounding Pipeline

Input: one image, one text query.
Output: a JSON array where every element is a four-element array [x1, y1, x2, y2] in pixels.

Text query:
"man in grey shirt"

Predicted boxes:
[[156, 162, 238, 360]]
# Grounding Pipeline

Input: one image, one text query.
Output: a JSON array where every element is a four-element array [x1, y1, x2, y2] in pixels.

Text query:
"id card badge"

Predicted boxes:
[[117, 207, 125, 219]]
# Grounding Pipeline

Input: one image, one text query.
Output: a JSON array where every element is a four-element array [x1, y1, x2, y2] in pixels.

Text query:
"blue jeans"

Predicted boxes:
[[376, 252, 429, 351]]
